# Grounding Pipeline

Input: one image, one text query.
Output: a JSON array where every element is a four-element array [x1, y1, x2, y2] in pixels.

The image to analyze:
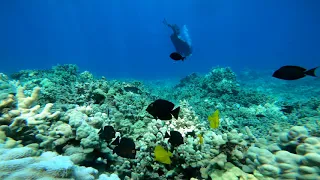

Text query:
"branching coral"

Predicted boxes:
[[0, 73, 16, 109], [0, 94, 14, 109], [0, 86, 60, 127]]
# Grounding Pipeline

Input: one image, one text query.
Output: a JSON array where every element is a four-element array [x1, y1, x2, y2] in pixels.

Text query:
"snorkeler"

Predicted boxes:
[[163, 19, 193, 58]]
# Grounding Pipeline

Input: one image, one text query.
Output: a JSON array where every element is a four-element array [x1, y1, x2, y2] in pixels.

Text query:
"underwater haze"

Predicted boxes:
[[0, 0, 320, 79]]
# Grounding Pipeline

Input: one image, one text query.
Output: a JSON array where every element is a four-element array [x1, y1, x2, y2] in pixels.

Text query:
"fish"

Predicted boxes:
[[111, 136, 120, 145], [186, 131, 196, 137], [154, 145, 172, 164], [272, 66, 318, 80], [208, 110, 220, 129], [98, 125, 115, 142], [256, 114, 266, 118], [146, 99, 180, 120], [107, 108, 110, 118], [113, 137, 136, 159], [170, 52, 186, 61], [123, 86, 141, 94], [280, 105, 294, 114], [197, 134, 204, 145], [165, 131, 184, 147]]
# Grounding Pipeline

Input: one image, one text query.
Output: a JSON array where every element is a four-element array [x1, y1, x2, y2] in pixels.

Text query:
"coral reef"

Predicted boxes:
[[244, 126, 320, 179], [0, 129, 120, 180], [0, 64, 319, 179]]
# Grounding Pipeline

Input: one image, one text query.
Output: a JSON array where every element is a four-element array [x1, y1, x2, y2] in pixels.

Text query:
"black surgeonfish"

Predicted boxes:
[[170, 52, 185, 61], [256, 114, 266, 118], [281, 105, 294, 114], [165, 131, 184, 147], [272, 66, 318, 80], [98, 125, 115, 143], [146, 99, 180, 120], [111, 136, 120, 145], [113, 137, 136, 159]]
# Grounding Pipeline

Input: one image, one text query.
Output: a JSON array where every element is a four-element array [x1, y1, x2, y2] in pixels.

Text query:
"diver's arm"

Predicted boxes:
[[163, 18, 175, 30], [163, 18, 180, 34], [163, 18, 169, 26]]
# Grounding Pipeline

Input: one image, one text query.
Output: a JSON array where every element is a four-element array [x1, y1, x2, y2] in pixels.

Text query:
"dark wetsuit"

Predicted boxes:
[[163, 20, 192, 57]]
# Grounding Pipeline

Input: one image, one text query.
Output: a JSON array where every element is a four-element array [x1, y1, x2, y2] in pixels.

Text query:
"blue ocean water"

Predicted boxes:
[[0, 0, 319, 79], [1, 1, 320, 179]]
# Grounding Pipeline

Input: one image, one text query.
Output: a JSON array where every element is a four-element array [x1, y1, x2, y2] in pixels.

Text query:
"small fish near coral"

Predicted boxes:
[[208, 110, 220, 129], [154, 145, 173, 164], [255, 114, 266, 118], [165, 131, 184, 147], [98, 125, 115, 143], [123, 86, 141, 94], [272, 65, 319, 80], [280, 105, 294, 114], [113, 137, 137, 159], [146, 99, 180, 120], [186, 130, 196, 138], [197, 134, 204, 145], [170, 52, 186, 61]]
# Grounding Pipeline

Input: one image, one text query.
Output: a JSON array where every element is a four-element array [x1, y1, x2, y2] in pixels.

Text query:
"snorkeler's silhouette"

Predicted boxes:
[[163, 19, 192, 58]]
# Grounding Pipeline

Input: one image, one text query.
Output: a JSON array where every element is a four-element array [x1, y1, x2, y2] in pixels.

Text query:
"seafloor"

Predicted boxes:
[[0, 64, 319, 180]]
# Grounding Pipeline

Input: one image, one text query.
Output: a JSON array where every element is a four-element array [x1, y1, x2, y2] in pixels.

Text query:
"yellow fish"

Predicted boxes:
[[197, 134, 204, 144], [154, 145, 172, 164], [208, 110, 220, 129]]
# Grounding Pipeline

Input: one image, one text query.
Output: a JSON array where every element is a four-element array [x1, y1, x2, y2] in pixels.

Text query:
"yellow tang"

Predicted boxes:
[[208, 110, 220, 129], [154, 145, 173, 164], [197, 134, 204, 144]]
